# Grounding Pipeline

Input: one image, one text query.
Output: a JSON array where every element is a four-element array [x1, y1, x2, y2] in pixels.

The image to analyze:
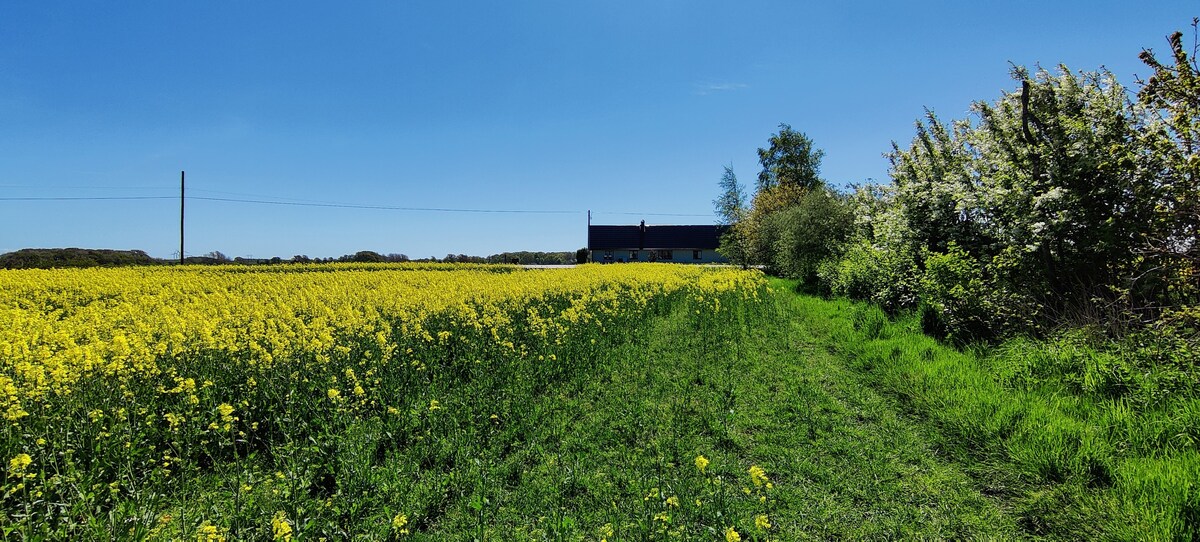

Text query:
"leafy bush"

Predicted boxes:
[[766, 187, 853, 287], [917, 244, 993, 343], [818, 239, 917, 313]]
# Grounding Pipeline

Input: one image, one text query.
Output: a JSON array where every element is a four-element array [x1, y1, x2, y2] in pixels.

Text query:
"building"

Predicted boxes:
[[588, 221, 728, 263]]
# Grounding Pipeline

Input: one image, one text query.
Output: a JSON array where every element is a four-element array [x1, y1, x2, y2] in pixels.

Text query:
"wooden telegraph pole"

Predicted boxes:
[[180, 171, 185, 264]]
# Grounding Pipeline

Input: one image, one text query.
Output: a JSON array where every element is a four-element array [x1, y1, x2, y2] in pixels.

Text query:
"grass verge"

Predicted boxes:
[[779, 279, 1199, 540]]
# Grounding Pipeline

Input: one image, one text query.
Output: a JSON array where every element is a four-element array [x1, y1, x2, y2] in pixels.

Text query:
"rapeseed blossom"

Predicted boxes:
[[695, 455, 710, 473], [271, 511, 293, 541], [749, 465, 769, 487], [8, 453, 32, 477], [392, 513, 409, 534], [196, 522, 226, 541]]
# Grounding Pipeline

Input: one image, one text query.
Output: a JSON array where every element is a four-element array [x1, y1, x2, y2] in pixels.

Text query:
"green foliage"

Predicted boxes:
[[756, 123, 824, 192], [820, 52, 1198, 342], [917, 243, 992, 343], [763, 187, 853, 287], [713, 164, 747, 226], [0, 248, 158, 269], [784, 286, 1200, 540], [1137, 19, 1200, 308], [714, 165, 752, 267], [817, 185, 919, 311], [484, 251, 577, 265], [734, 124, 836, 273], [818, 239, 916, 311], [344, 250, 386, 263]]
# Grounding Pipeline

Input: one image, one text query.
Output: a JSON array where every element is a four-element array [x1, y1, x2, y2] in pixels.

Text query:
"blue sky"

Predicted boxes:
[[2, 2, 1195, 259]]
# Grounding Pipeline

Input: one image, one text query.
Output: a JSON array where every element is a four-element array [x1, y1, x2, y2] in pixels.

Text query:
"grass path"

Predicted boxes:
[[415, 278, 1024, 539]]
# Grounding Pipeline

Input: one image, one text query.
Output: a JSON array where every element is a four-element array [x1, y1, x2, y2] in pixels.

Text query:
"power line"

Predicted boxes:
[[0, 185, 173, 190], [1, 191, 713, 217], [191, 196, 580, 214], [190, 188, 361, 205], [0, 196, 175, 201], [590, 212, 710, 219]]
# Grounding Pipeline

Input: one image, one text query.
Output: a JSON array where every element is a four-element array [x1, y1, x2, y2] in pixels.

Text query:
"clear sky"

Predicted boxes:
[[2, 2, 1196, 259]]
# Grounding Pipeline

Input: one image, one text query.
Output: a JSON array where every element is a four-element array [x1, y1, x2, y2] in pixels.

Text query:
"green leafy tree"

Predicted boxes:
[[1137, 19, 1200, 307], [713, 164, 747, 225], [713, 165, 751, 266], [756, 123, 824, 191], [766, 187, 854, 287]]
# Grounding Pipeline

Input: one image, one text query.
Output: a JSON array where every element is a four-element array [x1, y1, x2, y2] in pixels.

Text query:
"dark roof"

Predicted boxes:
[[589, 224, 727, 250]]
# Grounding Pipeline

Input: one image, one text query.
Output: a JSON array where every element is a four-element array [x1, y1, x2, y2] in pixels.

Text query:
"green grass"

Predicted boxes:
[[782, 279, 1200, 540]]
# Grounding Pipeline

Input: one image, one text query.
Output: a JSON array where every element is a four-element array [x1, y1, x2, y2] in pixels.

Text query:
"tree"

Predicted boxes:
[[344, 250, 385, 263], [1137, 19, 1200, 306], [879, 65, 1160, 337], [756, 123, 824, 191], [713, 165, 751, 266], [741, 182, 808, 267], [713, 165, 747, 225], [766, 187, 854, 287]]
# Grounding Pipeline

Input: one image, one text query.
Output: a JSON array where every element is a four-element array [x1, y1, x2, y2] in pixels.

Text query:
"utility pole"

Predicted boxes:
[[586, 209, 591, 263], [180, 171, 185, 264]]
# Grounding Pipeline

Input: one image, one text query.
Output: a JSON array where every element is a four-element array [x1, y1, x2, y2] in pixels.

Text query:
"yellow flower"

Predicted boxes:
[[755, 514, 771, 531], [392, 513, 409, 534], [327, 388, 340, 400], [196, 522, 226, 542], [428, 399, 440, 411], [164, 412, 186, 430], [695, 455, 710, 473], [665, 495, 679, 507], [725, 526, 741, 542], [216, 403, 234, 419], [749, 465, 769, 487], [8, 453, 32, 477], [271, 511, 293, 541]]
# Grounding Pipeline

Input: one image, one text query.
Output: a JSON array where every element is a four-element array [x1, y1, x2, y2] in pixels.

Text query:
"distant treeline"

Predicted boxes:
[[0, 248, 586, 269], [0, 248, 158, 269]]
